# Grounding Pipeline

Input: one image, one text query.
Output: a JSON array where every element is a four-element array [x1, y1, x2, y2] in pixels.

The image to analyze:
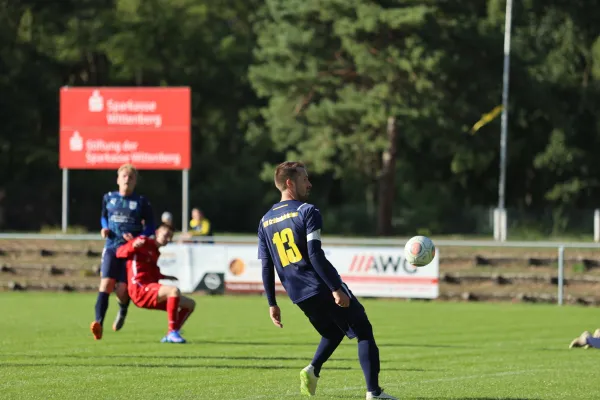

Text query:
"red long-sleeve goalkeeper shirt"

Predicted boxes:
[[116, 237, 166, 285]]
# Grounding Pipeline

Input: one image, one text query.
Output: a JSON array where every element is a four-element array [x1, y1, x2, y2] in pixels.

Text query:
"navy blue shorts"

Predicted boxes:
[[297, 283, 372, 340], [100, 247, 127, 283]]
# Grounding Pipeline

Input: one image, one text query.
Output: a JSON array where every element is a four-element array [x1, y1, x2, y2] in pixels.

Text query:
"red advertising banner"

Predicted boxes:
[[59, 87, 190, 170]]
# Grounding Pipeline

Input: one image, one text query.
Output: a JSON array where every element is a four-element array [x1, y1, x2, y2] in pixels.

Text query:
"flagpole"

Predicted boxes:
[[496, 0, 512, 241]]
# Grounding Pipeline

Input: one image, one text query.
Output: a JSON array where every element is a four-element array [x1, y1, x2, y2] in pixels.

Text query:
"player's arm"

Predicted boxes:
[[116, 240, 135, 259], [115, 237, 146, 259], [100, 194, 110, 238], [156, 267, 177, 281], [141, 197, 155, 237], [258, 223, 283, 328], [305, 206, 343, 292], [156, 261, 178, 281], [258, 224, 277, 307]]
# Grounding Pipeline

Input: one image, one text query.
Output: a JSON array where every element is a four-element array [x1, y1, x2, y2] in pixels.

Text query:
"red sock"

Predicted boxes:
[[176, 308, 193, 330], [166, 296, 180, 332]]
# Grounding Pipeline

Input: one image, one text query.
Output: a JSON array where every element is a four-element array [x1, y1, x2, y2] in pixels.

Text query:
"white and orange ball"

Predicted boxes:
[[404, 236, 435, 267]]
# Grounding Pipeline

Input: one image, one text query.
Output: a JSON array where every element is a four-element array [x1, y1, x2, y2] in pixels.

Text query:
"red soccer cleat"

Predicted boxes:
[[90, 321, 103, 340]]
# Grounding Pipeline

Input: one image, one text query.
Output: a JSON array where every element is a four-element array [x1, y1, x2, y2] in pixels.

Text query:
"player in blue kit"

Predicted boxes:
[[90, 164, 155, 340], [258, 161, 398, 400], [569, 329, 600, 349]]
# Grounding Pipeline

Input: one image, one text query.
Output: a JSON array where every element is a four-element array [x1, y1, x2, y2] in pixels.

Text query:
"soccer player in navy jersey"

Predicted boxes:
[[90, 164, 155, 340], [569, 329, 600, 349], [257, 161, 398, 400]]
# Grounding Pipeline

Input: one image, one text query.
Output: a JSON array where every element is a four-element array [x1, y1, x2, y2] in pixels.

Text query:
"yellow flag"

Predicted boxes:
[[470, 105, 503, 134]]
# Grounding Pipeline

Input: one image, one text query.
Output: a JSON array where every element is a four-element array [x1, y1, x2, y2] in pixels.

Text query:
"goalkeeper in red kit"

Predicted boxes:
[[116, 223, 196, 343]]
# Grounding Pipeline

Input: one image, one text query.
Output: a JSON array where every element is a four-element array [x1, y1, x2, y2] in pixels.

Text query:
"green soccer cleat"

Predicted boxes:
[[300, 365, 319, 396]]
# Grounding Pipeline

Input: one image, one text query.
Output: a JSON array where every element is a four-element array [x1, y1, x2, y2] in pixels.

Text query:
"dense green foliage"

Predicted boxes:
[[2, 0, 600, 236]]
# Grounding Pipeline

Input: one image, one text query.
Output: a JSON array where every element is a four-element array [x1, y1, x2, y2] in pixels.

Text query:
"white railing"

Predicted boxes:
[[1, 233, 598, 305]]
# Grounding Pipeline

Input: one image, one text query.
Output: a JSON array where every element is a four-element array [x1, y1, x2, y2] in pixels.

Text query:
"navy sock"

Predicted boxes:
[[117, 297, 130, 316], [311, 334, 344, 376], [95, 292, 110, 325], [358, 337, 380, 393]]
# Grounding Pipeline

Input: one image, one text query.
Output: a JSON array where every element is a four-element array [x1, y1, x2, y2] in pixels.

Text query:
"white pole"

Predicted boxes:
[[498, 0, 513, 223], [594, 209, 600, 242], [61, 169, 69, 233], [494, 208, 501, 240], [558, 245, 564, 306], [182, 169, 189, 233], [500, 208, 507, 242]]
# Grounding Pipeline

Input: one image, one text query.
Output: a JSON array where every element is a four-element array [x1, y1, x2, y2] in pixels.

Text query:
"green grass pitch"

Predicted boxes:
[[0, 292, 597, 399]]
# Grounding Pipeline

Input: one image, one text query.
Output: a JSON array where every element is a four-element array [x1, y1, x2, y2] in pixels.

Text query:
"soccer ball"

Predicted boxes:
[[404, 236, 435, 267]]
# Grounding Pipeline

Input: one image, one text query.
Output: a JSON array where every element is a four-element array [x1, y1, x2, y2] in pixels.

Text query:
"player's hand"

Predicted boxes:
[[123, 232, 134, 241], [269, 306, 283, 328], [132, 237, 145, 248], [333, 289, 350, 307], [100, 228, 110, 239]]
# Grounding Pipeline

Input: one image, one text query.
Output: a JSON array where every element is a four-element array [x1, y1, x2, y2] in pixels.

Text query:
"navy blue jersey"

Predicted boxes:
[[258, 200, 336, 303], [101, 191, 154, 249]]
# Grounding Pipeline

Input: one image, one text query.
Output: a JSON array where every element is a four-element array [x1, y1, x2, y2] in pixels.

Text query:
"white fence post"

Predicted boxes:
[[494, 208, 501, 241], [182, 169, 189, 233], [494, 208, 507, 242], [61, 169, 69, 233], [558, 245, 564, 306], [500, 209, 507, 242], [594, 209, 600, 243]]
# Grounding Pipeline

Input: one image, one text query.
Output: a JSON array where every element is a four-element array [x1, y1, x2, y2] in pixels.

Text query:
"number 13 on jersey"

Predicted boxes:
[[272, 228, 303, 267]]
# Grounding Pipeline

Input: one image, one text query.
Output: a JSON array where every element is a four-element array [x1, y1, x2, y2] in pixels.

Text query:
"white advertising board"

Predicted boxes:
[[156, 243, 438, 299], [324, 247, 439, 299], [224, 245, 286, 294], [157, 243, 225, 293]]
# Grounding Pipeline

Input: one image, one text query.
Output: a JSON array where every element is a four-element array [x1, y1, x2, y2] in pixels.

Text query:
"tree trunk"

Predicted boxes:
[[376, 116, 398, 236]]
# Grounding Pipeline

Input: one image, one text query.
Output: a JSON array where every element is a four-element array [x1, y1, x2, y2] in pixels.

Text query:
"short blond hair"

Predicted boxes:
[[117, 163, 138, 177], [274, 161, 306, 191]]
